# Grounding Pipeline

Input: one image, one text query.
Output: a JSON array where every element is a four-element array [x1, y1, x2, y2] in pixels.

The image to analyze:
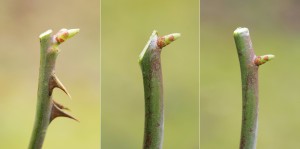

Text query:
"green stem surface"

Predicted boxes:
[[29, 29, 79, 149], [234, 27, 274, 149], [29, 30, 58, 149], [139, 31, 180, 149]]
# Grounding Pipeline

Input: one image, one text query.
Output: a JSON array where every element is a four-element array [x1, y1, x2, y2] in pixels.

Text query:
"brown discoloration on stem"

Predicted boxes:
[[54, 29, 69, 43], [156, 123, 160, 127], [143, 49, 164, 149], [240, 138, 245, 149], [157, 35, 176, 49], [157, 37, 166, 49], [254, 56, 261, 66], [151, 52, 162, 74], [144, 133, 152, 149], [239, 66, 258, 149]]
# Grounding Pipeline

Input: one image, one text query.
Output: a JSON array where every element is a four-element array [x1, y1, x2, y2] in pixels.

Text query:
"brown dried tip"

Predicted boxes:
[[50, 101, 78, 123], [49, 74, 72, 99]]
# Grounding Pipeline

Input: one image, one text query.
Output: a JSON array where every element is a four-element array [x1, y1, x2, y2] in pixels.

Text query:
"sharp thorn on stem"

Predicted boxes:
[[49, 74, 72, 99], [53, 100, 70, 111], [49, 101, 78, 123]]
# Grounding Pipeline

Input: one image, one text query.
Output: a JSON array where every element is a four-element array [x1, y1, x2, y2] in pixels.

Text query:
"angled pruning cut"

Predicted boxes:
[[139, 30, 180, 149], [29, 28, 79, 149]]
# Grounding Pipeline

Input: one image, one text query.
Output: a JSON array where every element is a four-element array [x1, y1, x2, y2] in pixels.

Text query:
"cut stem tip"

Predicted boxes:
[[233, 27, 249, 37], [39, 30, 53, 39]]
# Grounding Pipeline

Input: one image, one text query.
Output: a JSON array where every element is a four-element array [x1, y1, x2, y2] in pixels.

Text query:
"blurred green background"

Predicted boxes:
[[102, 0, 199, 148], [201, 0, 300, 148], [0, 0, 99, 148]]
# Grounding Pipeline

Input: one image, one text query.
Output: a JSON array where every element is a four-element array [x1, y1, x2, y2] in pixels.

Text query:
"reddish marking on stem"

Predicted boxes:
[[254, 56, 270, 66], [240, 138, 245, 149], [169, 35, 174, 41], [144, 133, 152, 148], [55, 30, 69, 43], [156, 123, 160, 127], [56, 37, 65, 43], [157, 37, 165, 49], [254, 56, 261, 66]]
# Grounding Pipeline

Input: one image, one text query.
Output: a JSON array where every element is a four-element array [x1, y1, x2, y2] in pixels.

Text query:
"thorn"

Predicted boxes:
[[50, 101, 78, 123], [53, 100, 70, 111], [53, 28, 80, 44], [49, 74, 72, 99], [254, 54, 275, 66], [157, 33, 181, 49]]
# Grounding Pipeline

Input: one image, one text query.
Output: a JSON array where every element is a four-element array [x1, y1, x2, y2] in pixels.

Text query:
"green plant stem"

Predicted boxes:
[[29, 29, 79, 149], [29, 30, 58, 149], [233, 27, 274, 149], [139, 31, 180, 149]]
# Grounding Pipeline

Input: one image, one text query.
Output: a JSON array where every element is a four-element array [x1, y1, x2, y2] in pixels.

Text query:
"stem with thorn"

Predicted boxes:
[[139, 30, 180, 149], [29, 28, 79, 149], [233, 27, 274, 149]]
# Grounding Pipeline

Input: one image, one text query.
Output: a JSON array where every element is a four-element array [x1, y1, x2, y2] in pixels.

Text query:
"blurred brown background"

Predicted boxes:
[[201, 0, 300, 148], [0, 0, 100, 148]]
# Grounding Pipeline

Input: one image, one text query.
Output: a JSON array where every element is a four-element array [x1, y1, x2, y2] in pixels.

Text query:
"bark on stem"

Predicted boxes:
[[29, 29, 79, 149], [233, 27, 274, 149], [139, 31, 180, 149]]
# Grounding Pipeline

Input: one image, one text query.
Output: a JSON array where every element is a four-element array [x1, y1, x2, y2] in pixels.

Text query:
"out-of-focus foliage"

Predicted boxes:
[[102, 0, 199, 148], [201, 1, 300, 149], [0, 0, 100, 148]]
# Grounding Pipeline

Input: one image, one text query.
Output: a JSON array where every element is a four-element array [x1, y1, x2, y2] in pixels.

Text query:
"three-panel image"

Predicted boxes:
[[1, 0, 298, 149]]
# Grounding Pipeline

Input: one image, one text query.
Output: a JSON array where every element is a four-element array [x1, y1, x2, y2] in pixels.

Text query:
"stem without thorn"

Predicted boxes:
[[233, 27, 274, 149], [139, 30, 180, 149]]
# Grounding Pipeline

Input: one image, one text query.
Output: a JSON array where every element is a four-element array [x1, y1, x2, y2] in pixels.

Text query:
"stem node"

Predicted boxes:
[[254, 54, 275, 66], [140, 31, 180, 149], [29, 28, 79, 149], [234, 27, 274, 149]]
